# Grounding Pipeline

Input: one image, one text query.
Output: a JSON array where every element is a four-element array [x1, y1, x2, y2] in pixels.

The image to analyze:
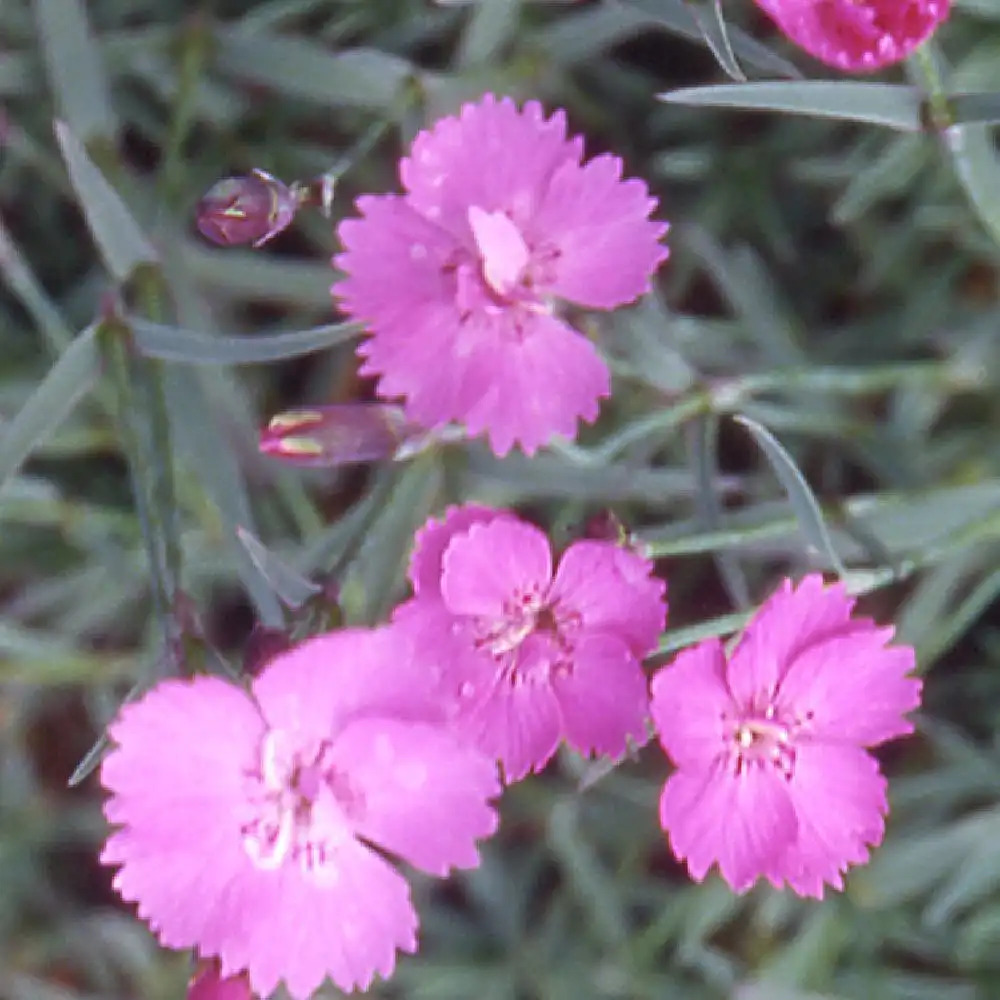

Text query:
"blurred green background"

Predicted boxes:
[[4, 0, 1000, 998]]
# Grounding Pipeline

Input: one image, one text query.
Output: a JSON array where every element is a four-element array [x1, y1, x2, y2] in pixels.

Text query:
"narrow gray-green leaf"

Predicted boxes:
[[653, 610, 751, 656], [457, 0, 521, 67], [182, 243, 334, 306], [547, 800, 629, 949], [54, 122, 158, 281], [0, 325, 100, 495], [465, 451, 738, 503], [919, 562, 1000, 671], [908, 43, 1000, 250], [131, 318, 363, 364], [734, 414, 847, 575], [165, 367, 284, 626], [660, 81, 923, 130], [67, 731, 111, 787], [68, 677, 145, 786], [689, 415, 751, 608], [339, 456, 442, 625], [949, 92, 1000, 126], [236, 527, 321, 610], [684, 0, 745, 81], [33, 0, 116, 143], [944, 124, 1000, 248], [0, 214, 74, 353], [214, 31, 412, 110], [832, 134, 927, 225], [606, 0, 800, 78]]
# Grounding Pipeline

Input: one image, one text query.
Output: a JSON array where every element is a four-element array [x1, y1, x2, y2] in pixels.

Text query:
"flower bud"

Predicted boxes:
[[259, 404, 413, 467], [584, 509, 628, 545], [242, 624, 292, 678], [188, 962, 253, 1000], [196, 169, 298, 247]]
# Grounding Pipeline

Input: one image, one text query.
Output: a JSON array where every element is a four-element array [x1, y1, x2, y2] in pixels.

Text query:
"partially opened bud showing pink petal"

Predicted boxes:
[[754, 0, 950, 73], [259, 404, 415, 466], [188, 963, 253, 1000], [241, 624, 292, 678], [196, 169, 299, 247]]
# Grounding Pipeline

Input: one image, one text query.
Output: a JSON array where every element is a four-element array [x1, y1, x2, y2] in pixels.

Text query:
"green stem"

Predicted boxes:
[[157, 15, 211, 209], [301, 90, 419, 211], [133, 268, 183, 609], [911, 43, 953, 130], [586, 358, 981, 466], [100, 316, 183, 673]]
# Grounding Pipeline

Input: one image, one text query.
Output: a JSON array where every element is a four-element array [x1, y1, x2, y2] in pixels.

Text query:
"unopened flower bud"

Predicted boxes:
[[188, 962, 253, 1000], [196, 169, 298, 247], [242, 624, 292, 678], [584, 509, 629, 545], [259, 404, 414, 467]]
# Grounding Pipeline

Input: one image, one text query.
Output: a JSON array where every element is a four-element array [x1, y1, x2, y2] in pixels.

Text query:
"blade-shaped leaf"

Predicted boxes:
[[683, 0, 745, 81], [165, 366, 284, 627], [606, 0, 801, 78], [909, 43, 1000, 250], [950, 92, 1000, 126], [54, 122, 158, 281], [660, 81, 923, 130], [34, 0, 116, 143], [0, 325, 100, 495], [339, 456, 443, 625], [653, 610, 752, 656], [131, 317, 362, 364], [734, 414, 846, 575], [214, 31, 413, 110], [689, 415, 751, 608], [236, 527, 321, 610], [465, 450, 738, 503], [68, 731, 111, 787], [0, 214, 74, 353], [944, 124, 1000, 248], [457, 0, 522, 67]]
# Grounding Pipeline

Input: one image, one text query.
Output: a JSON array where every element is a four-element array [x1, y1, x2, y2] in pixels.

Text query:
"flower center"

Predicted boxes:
[[472, 588, 581, 680], [468, 206, 531, 299], [474, 587, 545, 657], [729, 705, 796, 779], [241, 729, 363, 878]]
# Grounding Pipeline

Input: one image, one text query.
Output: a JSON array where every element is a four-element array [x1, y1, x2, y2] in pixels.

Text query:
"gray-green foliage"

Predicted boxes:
[[2, 0, 1000, 997]]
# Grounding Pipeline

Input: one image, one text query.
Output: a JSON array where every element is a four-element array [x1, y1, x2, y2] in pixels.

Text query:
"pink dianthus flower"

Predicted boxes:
[[650, 575, 921, 898], [335, 94, 668, 456], [394, 505, 667, 782], [754, 0, 950, 72], [100, 627, 499, 999]]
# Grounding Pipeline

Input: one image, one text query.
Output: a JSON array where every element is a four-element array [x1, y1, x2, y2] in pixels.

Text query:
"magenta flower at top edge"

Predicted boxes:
[[334, 94, 668, 456], [753, 0, 950, 72], [100, 627, 499, 1000], [393, 504, 668, 782], [650, 575, 922, 898]]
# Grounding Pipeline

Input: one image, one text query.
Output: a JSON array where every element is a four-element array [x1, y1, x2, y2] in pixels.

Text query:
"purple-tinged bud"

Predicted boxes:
[[259, 404, 414, 467], [316, 572, 341, 608], [242, 624, 292, 678], [188, 962, 253, 1000], [196, 169, 298, 247], [584, 509, 630, 546]]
